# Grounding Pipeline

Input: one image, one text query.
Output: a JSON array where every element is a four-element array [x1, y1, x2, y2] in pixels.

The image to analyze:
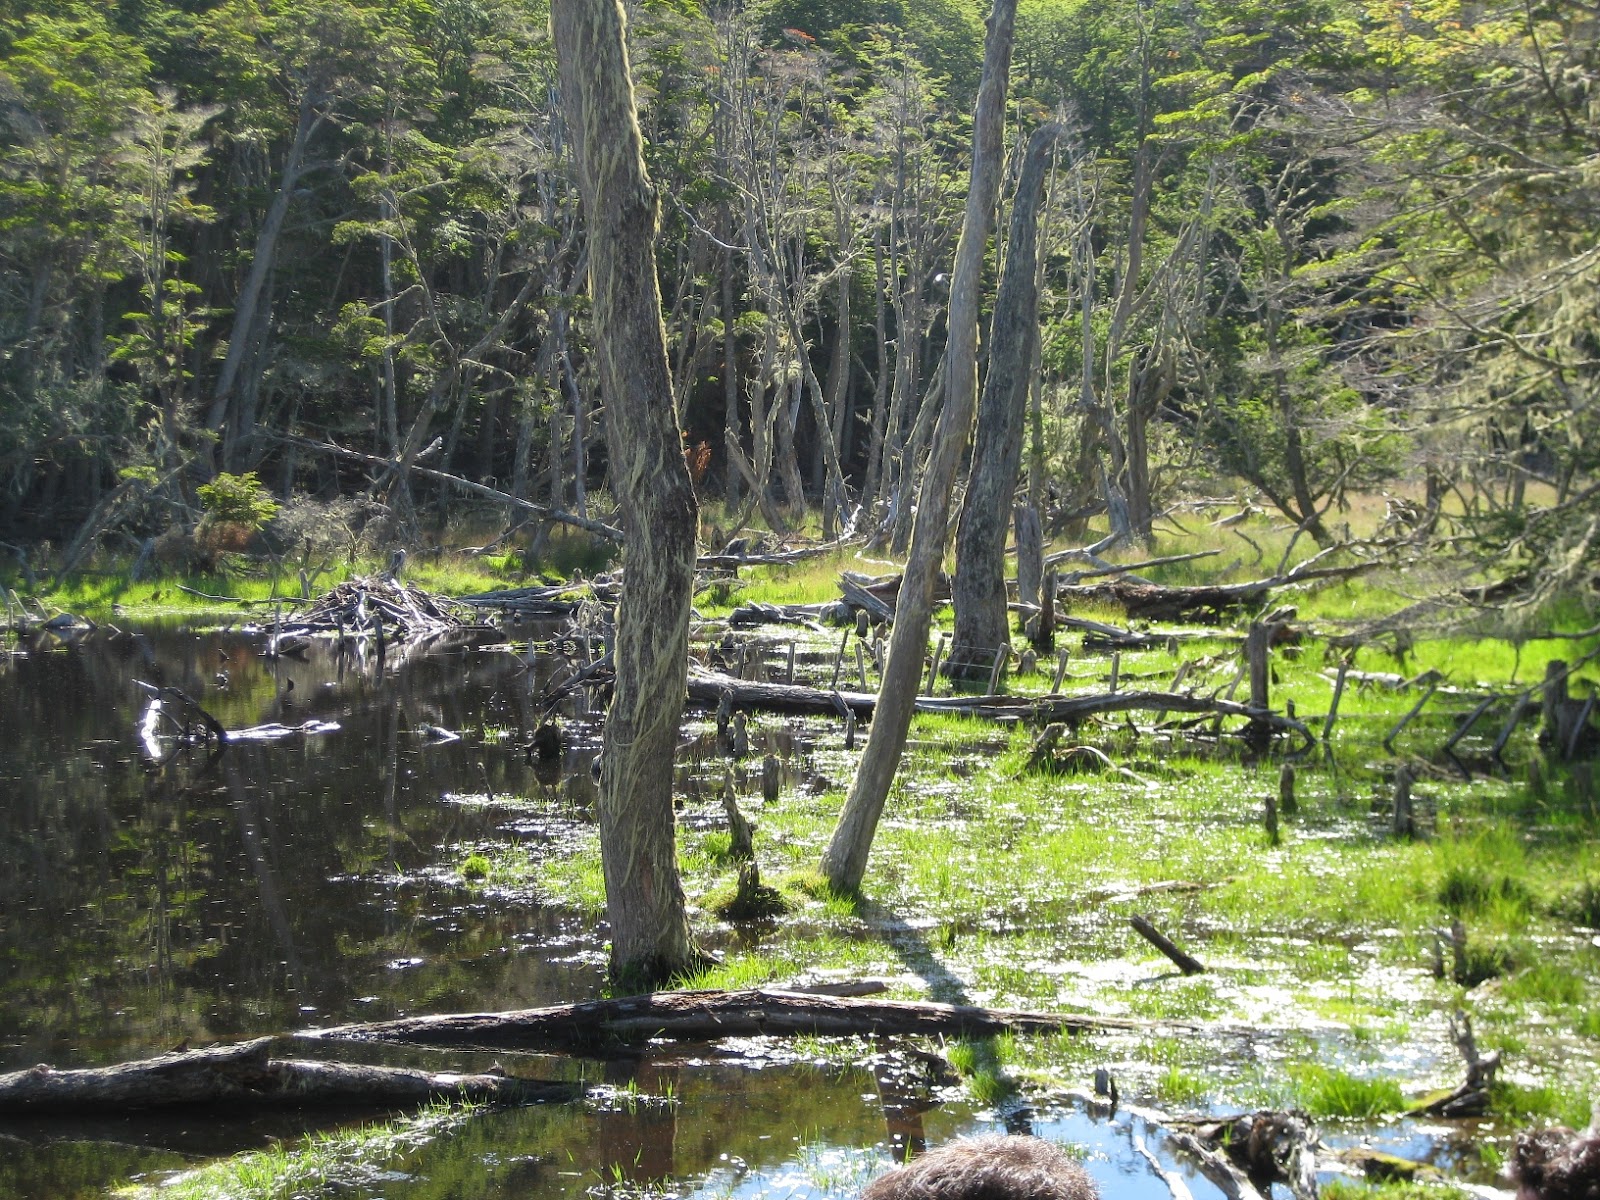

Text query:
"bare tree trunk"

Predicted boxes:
[[721, 242, 743, 510], [826, 272, 853, 485], [552, 0, 699, 985], [862, 231, 892, 509], [776, 371, 806, 510], [206, 96, 321, 444], [821, 0, 1018, 895], [949, 123, 1061, 681]]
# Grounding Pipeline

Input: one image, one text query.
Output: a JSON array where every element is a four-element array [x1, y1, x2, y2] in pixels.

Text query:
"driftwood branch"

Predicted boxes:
[[0, 1038, 577, 1114], [1130, 915, 1206, 975], [299, 987, 1202, 1052]]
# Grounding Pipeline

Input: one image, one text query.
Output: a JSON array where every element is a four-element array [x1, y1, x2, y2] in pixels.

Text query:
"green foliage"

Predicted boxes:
[[1321, 1183, 1468, 1200], [1288, 1065, 1405, 1118], [196, 472, 279, 530]]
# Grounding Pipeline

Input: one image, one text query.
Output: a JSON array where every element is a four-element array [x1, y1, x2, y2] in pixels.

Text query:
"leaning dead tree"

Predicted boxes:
[[552, 0, 701, 984], [823, 0, 1019, 895], [949, 121, 1063, 680]]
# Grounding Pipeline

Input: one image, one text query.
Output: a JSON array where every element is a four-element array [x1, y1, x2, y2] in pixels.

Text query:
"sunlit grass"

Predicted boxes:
[[1321, 1182, 1468, 1200], [1289, 1065, 1405, 1118], [116, 1102, 478, 1200]]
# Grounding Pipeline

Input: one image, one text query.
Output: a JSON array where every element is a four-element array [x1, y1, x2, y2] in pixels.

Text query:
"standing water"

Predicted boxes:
[[0, 621, 1517, 1198]]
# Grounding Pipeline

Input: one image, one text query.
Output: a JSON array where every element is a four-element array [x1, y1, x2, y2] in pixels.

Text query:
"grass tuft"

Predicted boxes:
[[116, 1102, 477, 1200], [1289, 1065, 1404, 1118]]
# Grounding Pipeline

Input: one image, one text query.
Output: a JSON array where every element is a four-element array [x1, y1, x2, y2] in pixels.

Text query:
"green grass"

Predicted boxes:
[[1289, 1065, 1406, 1118], [115, 1102, 478, 1200], [1492, 1081, 1594, 1128], [1156, 1063, 1210, 1106], [944, 1036, 1017, 1107], [1321, 1182, 1468, 1200]]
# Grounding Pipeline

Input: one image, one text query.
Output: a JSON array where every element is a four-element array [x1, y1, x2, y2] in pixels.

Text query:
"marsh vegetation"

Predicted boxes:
[[2, 502, 1597, 1199]]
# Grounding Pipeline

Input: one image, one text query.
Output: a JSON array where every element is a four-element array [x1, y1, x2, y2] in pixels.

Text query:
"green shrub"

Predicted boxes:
[[197, 472, 279, 531]]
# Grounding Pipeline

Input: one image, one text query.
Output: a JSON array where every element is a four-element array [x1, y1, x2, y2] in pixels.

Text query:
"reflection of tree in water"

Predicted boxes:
[[0, 625, 603, 1070]]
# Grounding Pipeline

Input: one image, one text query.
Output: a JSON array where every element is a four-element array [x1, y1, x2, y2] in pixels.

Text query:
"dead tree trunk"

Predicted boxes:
[[1015, 504, 1043, 615], [205, 96, 322, 461], [949, 123, 1061, 680], [553, 0, 700, 986], [821, 0, 1018, 894]]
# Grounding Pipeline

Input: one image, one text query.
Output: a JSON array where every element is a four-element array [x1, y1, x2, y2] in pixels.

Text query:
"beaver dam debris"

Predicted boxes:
[[282, 577, 478, 645]]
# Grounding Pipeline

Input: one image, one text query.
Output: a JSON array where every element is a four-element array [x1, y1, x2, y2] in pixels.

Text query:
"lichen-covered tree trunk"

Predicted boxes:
[[948, 123, 1062, 680], [551, 0, 698, 985], [820, 0, 1018, 895]]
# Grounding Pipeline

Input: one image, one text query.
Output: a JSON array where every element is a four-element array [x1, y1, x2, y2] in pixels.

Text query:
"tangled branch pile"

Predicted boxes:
[[289, 577, 468, 643]]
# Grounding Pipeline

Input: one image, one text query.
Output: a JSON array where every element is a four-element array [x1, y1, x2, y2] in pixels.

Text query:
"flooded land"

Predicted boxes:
[[0, 588, 1596, 1200]]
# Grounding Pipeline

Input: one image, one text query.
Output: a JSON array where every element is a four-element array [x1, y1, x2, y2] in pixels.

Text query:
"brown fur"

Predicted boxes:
[[1512, 1128, 1600, 1200], [861, 1136, 1098, 1200]]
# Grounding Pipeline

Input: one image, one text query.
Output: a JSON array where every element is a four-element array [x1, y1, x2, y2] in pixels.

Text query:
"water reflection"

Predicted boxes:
[[0, 624, 606, 1074]]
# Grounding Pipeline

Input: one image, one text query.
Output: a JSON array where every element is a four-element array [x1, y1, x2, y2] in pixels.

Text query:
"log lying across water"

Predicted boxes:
[[686, 668, 1313, 742], [0, 1038, 577, 1115], [299, 987, 1200, 1052]]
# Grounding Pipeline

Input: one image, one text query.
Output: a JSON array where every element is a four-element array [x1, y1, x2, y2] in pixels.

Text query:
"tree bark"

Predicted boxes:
[[821, 0, 1018, 894], [552, 0, 699, 986], [0, 1039, 576, 1114], [949, 123, 1061, 680], [303, 988, 1196, 1052]]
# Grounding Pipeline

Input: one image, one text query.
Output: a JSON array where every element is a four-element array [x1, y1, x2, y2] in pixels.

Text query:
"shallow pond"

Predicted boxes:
[[0, 620, 1568, 1198]]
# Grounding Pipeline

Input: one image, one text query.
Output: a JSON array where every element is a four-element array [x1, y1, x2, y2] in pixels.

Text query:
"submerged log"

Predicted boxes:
[[300, 987, 1200, 1052], [0, 1038, 577, 1115]]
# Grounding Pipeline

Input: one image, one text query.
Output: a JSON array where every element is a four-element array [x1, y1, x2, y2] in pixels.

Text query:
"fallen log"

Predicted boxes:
[[834, 571, 951, 619], [725, 601, 832, 630], [697, 539, 856, 571], [838, 574, 897, 625], [1056, 562, 1378, 623], [686, 668, 1311, 742], [457, 584, 586, 619], [299, 987, 1201, 1052], [1047, 548, 1222, 581], [0, 1038, 577, 1115], [1054, 615, 1243, 652]]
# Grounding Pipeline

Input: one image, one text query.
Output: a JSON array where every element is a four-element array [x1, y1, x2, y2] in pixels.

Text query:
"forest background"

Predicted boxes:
[[0, 0, 1596, 622]]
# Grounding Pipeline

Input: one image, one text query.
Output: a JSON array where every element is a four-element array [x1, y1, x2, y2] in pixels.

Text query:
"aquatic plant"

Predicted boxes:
[[1288, 1065, 1405, 1118]]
